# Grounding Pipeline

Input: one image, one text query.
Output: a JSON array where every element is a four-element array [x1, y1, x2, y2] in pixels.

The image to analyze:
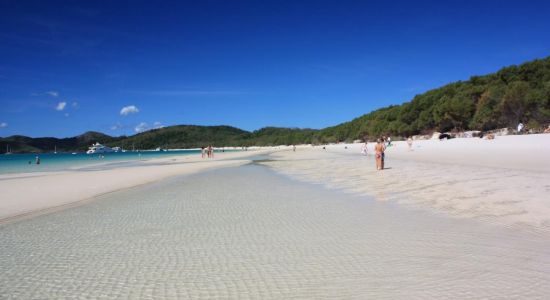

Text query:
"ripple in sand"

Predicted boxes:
[[1, 165, 550, 299]]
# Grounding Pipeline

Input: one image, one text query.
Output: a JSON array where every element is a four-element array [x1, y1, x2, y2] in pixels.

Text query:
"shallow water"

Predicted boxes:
[[1, 165, 550, 299], [0, 150, 237, 175]]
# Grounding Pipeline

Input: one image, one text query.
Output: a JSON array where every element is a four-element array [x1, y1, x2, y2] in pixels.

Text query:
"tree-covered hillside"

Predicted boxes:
[[116, 125, 251, 150], [317, 56, 550, 141], [2, 56, 550, 153]]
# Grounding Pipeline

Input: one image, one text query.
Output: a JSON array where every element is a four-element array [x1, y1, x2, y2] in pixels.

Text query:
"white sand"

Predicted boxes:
[[263, 134, 550, 230], [0, 150, 272, 223]]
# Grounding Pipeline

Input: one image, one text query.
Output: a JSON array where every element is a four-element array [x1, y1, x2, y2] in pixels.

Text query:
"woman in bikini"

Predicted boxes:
[[374, 139, 385, 170]]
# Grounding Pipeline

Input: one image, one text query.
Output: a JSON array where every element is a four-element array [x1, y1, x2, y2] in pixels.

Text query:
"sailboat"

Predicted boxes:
[[5, 144, 12, 155]]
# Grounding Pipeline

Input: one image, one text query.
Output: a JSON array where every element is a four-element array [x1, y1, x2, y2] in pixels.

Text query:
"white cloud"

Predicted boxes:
[[46, 91, 59, 97], [55, 102, 67, 111], [120, 105, 139, 116], [0, 122, 7, 128], [72, 101, 79, 108], [135, 122, 149, 133]]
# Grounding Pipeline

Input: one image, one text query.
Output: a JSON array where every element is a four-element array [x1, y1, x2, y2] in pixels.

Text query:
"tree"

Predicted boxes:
[[433, 95, 475, 131], [499, 81, 534, 126], [470, 86, 504, 130]]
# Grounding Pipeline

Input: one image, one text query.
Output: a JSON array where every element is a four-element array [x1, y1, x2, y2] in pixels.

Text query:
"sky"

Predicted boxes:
[[1, 0, 550, 138]]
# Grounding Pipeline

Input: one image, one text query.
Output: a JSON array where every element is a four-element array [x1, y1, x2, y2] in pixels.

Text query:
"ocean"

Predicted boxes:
[[0, 150, 207, 175]]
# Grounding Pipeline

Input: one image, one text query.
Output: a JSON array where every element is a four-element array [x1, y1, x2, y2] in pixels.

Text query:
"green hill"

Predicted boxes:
[[2, 56, 549, 153], [316, 56, 550, 142], [116, 125, 251, 150]]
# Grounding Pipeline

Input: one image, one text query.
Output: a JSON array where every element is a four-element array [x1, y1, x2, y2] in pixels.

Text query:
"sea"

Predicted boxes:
[[0, 150, 207, 175]]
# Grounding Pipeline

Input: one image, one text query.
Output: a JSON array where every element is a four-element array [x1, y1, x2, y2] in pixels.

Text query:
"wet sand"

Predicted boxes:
[[1, 164, 550, 299]]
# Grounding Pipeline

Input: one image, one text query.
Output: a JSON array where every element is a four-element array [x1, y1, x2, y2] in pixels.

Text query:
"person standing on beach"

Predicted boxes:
[[374, 139, 384, 170], [517, 122, 524, 134], [407, 137, 413, 150], [201, 147, 206, 158]]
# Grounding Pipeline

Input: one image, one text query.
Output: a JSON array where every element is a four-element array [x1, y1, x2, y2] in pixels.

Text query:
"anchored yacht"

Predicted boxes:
[[86, 143, 121, 154]]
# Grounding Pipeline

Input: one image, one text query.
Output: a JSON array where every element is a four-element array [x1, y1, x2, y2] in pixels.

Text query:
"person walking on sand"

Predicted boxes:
[[374, 139, 385, 170], [407, 137, 413, 151], [361, 142, 368, 155], [201, 147, 206, 158]]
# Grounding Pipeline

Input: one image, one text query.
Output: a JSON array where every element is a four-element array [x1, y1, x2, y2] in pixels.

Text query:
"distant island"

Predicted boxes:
[[2, 56, 549, 153]]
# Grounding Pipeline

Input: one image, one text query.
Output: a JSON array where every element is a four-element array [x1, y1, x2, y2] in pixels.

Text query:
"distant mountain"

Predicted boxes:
[[117, 125, 251, 150], [2, 56, 549, 153], [0, 131, 117, 153], [0, 126, 318, 153]]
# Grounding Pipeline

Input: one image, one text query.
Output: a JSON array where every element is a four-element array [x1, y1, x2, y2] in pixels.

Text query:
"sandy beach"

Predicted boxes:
[[1, 135, 550, 298], [263, 134, 550, 230]]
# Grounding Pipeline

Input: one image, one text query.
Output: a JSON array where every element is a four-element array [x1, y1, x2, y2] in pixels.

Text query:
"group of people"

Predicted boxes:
[[201, 146, 215, 158], [28, 156, 40, 165], [360, 136, 393, 170]]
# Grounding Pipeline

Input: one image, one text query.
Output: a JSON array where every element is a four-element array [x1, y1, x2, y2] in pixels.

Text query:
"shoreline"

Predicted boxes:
[[0, 149, 274, 224], [2, 134, 549, 230]]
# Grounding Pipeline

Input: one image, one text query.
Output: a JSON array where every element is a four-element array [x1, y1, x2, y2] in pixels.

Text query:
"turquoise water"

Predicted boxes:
[[0, 150, 206, 175]]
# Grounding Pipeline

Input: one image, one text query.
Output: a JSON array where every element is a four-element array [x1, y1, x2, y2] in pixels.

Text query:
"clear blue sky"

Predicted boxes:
[[1, 0, 550, 137]]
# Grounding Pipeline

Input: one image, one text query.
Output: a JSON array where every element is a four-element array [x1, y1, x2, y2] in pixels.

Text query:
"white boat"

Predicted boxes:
[[4, 144, 12, 155], [86, 143, 121, 154]]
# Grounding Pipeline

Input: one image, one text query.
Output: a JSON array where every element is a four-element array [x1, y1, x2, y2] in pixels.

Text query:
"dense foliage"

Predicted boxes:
[[2, 56, 550, 153], [317, 56, 550, 141]]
